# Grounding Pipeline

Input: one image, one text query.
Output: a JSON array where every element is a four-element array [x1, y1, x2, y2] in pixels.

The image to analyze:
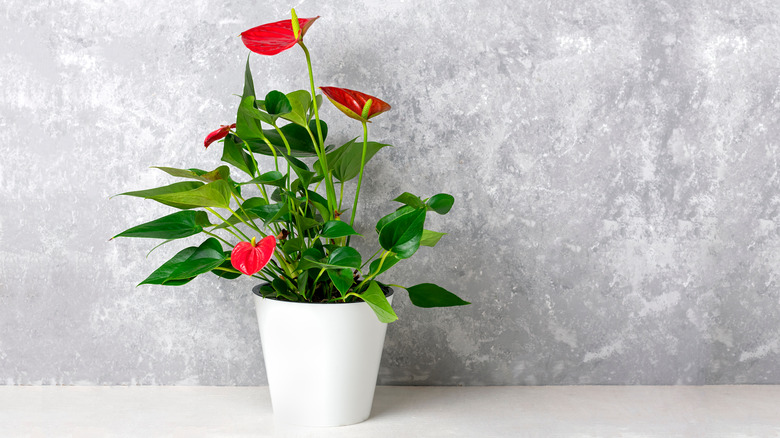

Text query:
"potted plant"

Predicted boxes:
[[113, 9, 469, 427]]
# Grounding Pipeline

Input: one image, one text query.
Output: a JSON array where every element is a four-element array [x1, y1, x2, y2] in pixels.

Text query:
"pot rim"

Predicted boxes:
[[252, 283, 393, 304]]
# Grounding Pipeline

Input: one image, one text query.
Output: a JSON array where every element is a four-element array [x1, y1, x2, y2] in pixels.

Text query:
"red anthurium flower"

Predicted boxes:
[[231, 236, 276, 276], [320, 87, 391, 122], [204, 124, 236, 148], [241, 16, 319, 56]]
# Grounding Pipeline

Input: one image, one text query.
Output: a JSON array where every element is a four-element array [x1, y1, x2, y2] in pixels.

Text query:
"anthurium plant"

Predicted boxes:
[[113, 10, 469, 322]]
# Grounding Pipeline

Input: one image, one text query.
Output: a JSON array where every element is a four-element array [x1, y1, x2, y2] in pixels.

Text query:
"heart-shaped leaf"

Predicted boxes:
[[393, 192, 425, 209], [265, 90, 293, 116], [320, 220, 360, 239], [426, 193, 455, 215], [316, 138, 391, 182], [359, 281, 397, 323], [377, 206, 426, 258], [327, 268, 354, 297], [420, 230, 446, 247]]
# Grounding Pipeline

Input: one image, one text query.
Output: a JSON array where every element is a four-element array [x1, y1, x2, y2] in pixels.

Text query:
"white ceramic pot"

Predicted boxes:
[[253, 287, 393, 427]]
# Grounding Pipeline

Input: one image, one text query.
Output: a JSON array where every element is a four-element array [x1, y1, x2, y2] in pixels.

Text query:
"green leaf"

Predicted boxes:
[[394, 192, 426, 209], [280, 90, 312, 126], [153, 165, 232, 184], [139, 239, 227, 286], [243, 55, 255, 98], [317, 139, 391, 182], [265, 90, 292, 116], [241, 171, 287, 187], [117, 181, 204, 209], [211, 258, 241, 279], [113, 211, 212, 240], [320, 220, 360, 239], [237, 95, 270, 138], [327, 247, 361, 269], [368, 253, 401, 278], [222, 134, 257, 177], [306, 190, 331, 220], [405, 283, 470, 308], [299, 246, 361, 271], [282, 237, 304, 254], [377, 206, 427, 258], [139, 246, 198, 286], [166, 238, 228, 281], [245, 120, 328, 157], [427, 193, 455, 215], [327, 268, 354, 297], [152, 180, 232, 209], [359, 281, 397, 323], [420, 230, 446, 247]]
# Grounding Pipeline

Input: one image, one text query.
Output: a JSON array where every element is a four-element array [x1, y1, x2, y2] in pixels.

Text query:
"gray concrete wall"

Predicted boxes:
[[1, 0, 779, 385]]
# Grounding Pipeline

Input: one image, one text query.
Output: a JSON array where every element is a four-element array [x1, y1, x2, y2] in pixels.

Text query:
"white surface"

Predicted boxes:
[[255, 294, 391, 426], [1, 385, 780, 437]]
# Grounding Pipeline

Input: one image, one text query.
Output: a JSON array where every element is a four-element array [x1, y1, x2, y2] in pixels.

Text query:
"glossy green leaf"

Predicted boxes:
[[152, 165, 231, 183], [299, 246, 361, 270], [377, 206, 426, 258], [394, 192, 425, 209], [265, 90, 292, 116], [368, 253, 401, 278], [114, 211, 212, 240], [139, 239, 227, 286], [166, 238, 228, 281], [405, 283, 470, 308], [327, 246, 361, 269], [320, 220, 360, 239], [317, 138, 391, 182], [280, 90, 311, 126], [243, 55, 255, 98], [211, 258, 241, 279], [117, 181, 204, 209], [282, 237, 304, 254], [237, 95, 272, 139], [139, 246, 198, 286], [359, 281, 397, 323], [420, 230, 446, 247], [241, 171, 287, 187], [245, 120, 328, 157], [327, 268, 354, 297], [152, 180, 232, 209], [427, 193, 455, 215], [222, 134, 257, 177], [306, 190, 331, 220]]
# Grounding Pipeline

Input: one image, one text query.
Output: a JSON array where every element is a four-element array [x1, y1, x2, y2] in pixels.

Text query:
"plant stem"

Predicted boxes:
[[206, 207, 251, 241], [346, 121, 369, 247], [350, 121, 369, 228], [203, 229, 233, 247], [299, 41, 337, 218]]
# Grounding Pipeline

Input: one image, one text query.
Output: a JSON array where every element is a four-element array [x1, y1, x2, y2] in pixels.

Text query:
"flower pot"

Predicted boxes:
[[253, 286, 393, 427]]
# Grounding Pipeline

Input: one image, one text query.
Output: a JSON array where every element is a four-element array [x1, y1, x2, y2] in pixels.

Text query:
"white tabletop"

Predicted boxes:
[[1, 385, 779, 437]]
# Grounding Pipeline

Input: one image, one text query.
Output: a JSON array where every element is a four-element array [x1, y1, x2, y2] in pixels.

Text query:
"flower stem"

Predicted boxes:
[[206, 207, 251, 241], [299, 41, 337, 218], [350, 121, 369, 228]]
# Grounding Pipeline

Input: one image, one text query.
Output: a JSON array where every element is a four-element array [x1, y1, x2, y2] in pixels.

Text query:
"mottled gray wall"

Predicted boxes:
[[1, 0, 779, 386]]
